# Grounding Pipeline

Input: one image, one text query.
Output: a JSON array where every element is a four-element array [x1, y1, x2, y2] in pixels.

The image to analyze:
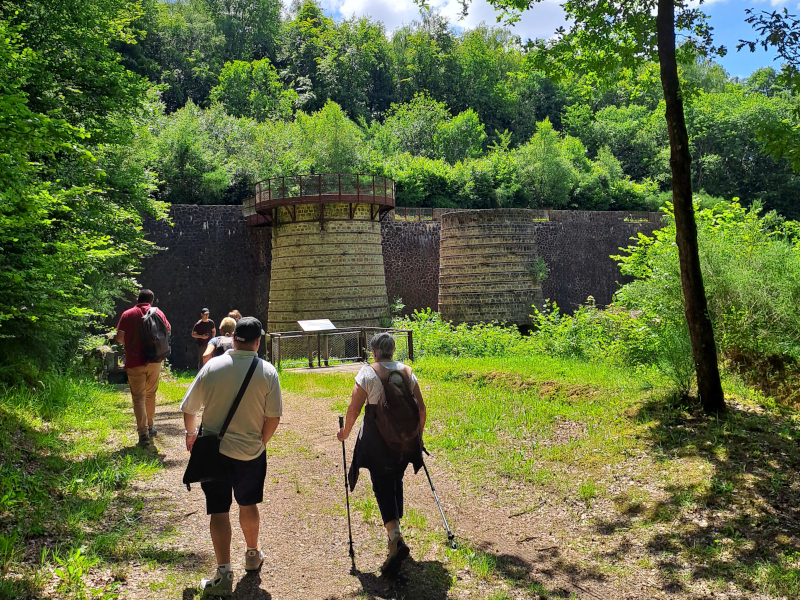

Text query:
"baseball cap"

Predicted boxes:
[[201, 308, 210, 314], [234, 317, 265, 342]]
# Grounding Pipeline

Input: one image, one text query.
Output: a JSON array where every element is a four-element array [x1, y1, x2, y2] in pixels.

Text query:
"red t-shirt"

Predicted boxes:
[[116, 303, 171, 369]]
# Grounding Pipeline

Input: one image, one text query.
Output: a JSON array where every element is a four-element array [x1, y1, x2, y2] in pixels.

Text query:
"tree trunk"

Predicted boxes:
[[656, 0, 726, 413]]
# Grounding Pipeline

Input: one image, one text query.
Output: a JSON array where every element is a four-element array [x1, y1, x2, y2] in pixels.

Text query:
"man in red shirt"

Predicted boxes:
[[114, 289, 171, 448]]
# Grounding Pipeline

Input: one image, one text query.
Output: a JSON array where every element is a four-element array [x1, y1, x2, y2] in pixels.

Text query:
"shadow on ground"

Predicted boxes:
[[337, 560, 452, 600], [591, 396, 800, 596]]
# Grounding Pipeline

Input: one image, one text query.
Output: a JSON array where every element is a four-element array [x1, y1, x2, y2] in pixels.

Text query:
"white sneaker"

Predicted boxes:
[[244, 548, 264, 571], [200, 569, 233, 597]]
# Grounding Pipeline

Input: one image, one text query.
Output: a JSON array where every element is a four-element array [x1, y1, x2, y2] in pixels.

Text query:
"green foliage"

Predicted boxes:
[[294, 101, 365, 173], [515, 119, 577, 208], [210, 58, 297, 121], [616, 201, 800, 363], [393, 309, 523, 358], [0, 5, 166, 377]]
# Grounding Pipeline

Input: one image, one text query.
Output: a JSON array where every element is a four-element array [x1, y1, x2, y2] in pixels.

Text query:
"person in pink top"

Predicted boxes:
[[114, 289, 171, 448]]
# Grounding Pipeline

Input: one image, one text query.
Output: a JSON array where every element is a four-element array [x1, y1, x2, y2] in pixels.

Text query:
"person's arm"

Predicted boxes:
[[262, 416, 280, 445], [180, 374, 204, 452], [191, 326, 207, 340], [114, 329, 125, 344], [202, 343, 216, 364], [337, 383, 367, 441], [183, 412, 198, 452], [414, 382, 427, 435], [211, 327, 216, 338]]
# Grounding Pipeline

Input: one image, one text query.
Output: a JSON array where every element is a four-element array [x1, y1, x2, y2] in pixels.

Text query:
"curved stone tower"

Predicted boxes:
[[248, 175, 393, 332], [438, 209, 545, 326]]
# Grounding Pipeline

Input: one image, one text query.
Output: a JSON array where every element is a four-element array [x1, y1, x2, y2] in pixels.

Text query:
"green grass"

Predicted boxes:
[[282, 352, 800, 599], [0, 376, 162, 598]]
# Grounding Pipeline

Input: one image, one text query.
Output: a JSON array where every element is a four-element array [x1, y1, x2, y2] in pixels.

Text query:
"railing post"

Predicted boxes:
[[407, 329, 414, 362], [338, 173, 341, 198], [356, 174, 360, 203], [319, 173, 322, 197], [299, 175, 303, 200]]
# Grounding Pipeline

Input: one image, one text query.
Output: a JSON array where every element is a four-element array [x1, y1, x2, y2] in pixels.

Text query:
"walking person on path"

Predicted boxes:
[[337, 332, 427, 574], [114, 289, 171, 448], [202, 317, 236, 366], [192, 308, 216, 370], [181, 317, 282, 597]]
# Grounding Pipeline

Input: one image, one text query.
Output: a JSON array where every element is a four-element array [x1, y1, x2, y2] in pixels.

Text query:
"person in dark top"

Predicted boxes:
[[192, 308, 216, 370], [114, 289, 171, 448]]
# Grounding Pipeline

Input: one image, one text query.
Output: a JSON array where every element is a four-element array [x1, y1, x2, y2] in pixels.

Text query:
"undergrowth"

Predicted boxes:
[[0, 376, 161, 599]]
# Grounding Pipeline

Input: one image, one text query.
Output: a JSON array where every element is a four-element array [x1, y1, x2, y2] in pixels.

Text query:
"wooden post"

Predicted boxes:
[[323, 334, 329, 367], [307, 335, 314, 369], [407, 329, 414, 362], [317, 333, 321, 368]]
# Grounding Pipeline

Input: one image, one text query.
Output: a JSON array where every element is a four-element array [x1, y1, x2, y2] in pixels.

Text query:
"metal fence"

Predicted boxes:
[[267, 327, 413, 369]]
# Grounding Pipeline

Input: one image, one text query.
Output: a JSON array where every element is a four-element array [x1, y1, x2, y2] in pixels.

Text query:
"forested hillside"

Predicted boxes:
[[114, 0, 800, 216]]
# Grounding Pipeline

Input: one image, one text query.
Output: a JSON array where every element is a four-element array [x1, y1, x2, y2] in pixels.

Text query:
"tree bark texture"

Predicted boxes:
[[656, 0, 726, 413]]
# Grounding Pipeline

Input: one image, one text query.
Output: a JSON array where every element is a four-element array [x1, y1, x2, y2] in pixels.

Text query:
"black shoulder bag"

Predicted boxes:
[[183, 356, 260, 491]]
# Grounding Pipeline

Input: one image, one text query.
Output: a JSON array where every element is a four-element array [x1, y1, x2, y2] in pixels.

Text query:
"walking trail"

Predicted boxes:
[[120, 376, 647, 600]]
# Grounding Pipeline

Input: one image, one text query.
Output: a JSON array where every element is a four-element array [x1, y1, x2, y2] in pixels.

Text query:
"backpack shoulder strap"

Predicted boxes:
[[370, 362, 389, 384], [218, 356, 260, 439]]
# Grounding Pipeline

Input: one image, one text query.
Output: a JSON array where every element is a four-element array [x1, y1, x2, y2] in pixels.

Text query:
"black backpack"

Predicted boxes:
[[213, 336, 234, 357], [372, 364, 421, 457], [140, 307, 170, 362]]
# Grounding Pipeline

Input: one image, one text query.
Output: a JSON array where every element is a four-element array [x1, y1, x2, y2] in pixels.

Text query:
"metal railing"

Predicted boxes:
[[266, 327, 413, 369]]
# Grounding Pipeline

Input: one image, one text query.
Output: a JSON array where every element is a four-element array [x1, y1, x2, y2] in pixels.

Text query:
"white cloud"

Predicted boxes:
[[318, 0, 568, 41]]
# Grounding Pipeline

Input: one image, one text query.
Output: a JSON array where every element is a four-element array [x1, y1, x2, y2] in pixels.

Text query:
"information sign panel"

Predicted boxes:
[[297, 319, 336, 332]]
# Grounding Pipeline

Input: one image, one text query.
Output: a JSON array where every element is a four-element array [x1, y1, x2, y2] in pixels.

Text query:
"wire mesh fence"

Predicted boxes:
[[268, 327, 413, 369]]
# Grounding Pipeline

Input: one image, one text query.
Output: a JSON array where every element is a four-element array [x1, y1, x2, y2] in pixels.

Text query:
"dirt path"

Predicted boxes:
[[120, 382, 647, 600]]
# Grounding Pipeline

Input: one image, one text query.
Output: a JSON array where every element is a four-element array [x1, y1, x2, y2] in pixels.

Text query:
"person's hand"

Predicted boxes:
[[186, 432, 197, 452], [337, 427, 348, 442], [204, 333, 210, 339]]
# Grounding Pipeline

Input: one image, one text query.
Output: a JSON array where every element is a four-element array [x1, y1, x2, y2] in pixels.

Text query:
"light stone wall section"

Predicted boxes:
[[439, 209, 544, 326], [268, 203, 389, 332]]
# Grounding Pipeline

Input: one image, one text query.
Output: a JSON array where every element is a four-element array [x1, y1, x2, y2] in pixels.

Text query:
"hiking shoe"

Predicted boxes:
[[137, 433, 152, 448], [148, 426, 157, 438], [200, 569, 233, 597], [381, 536, 410, 574], [244, 548, 264, 571]]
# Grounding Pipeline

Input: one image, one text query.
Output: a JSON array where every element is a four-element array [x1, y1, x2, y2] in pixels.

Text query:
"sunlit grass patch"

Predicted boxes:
[[0, 376, 164, 598]]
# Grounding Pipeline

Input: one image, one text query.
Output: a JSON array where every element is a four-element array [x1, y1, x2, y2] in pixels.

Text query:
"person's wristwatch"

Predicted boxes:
[[185, 429, 198, 436]]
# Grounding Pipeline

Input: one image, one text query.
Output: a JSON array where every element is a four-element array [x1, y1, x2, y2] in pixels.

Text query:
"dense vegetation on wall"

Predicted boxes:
[[119, 1, 800, 217]]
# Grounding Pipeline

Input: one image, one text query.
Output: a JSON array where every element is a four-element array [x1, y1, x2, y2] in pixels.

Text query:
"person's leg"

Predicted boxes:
[[238, 505, 259, 548], [231, 452, 267, 571], [370, 470, 401, 528], [126, 366, 148, 435], [209, 513, 232, 564], [144, 361, 160, 431], [199, 477, 235, 594]]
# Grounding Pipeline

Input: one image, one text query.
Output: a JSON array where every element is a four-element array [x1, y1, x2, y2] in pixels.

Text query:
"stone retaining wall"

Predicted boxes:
[[131, 206, 663, 367]]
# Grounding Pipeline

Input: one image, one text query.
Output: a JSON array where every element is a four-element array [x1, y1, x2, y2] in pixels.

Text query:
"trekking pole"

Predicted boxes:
[[339, 416, 356, 571], [421, 452, 457, 549]]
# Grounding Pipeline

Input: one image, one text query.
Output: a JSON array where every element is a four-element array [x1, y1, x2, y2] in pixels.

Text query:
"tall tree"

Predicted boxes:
[[441, 0, 726, 412]]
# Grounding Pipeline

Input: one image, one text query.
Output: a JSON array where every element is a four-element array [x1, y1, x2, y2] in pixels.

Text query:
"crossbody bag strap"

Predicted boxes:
[[217, 355, 260, 440]]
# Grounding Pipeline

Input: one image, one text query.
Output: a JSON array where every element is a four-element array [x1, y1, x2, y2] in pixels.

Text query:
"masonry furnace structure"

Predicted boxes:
[[244, 175, 393, 332], [438, 209, 545, 326]]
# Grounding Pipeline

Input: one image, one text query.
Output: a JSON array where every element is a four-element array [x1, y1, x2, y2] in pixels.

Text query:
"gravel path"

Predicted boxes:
[[119, 383, 645, 600]]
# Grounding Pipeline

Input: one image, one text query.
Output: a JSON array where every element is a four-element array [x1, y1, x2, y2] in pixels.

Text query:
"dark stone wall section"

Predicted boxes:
[[130, 207, 661, 367], [533, 211, 663, 311], [381, 219, 440, 316], [125, 205, 271, 370]]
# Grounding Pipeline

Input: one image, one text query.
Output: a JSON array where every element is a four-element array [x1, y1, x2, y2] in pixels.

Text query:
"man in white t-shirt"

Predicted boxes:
[[337, 332, 427, 574], [181, 317, 281, 597]]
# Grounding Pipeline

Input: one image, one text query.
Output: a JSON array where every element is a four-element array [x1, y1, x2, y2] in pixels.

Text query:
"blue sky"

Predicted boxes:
[[314, 0, 791, 79]]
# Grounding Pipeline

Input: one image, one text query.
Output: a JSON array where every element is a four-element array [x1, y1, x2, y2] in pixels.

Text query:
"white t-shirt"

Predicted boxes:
[[355, 361, 419, 405], [180, 350, 282, 461]]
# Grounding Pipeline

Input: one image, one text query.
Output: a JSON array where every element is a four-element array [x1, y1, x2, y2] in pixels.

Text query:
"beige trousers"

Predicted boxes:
[[127, 362, 161, 435]]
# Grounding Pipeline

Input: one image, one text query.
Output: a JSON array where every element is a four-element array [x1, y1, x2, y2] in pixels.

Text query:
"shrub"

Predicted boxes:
[[393, 309, 522, 358]]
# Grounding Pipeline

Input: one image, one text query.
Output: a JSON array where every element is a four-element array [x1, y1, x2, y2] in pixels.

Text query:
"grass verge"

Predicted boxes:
[[0, 376, 162, 599]]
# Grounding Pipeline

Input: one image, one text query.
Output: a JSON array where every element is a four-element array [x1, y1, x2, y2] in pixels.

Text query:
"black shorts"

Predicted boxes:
[[200, 451, 267, 515]]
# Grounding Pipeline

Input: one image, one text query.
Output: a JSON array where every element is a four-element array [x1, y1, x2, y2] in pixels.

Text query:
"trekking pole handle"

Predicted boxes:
[[339, 415, 344, 429]]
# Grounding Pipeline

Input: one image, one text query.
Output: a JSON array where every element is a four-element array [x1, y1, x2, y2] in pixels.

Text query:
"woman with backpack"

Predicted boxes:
[[201, 317, 236, 366], [337, 332, 427, 574]]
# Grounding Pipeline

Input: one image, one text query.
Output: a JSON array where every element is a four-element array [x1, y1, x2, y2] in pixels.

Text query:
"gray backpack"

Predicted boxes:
[[213, 336, 234, 357]]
